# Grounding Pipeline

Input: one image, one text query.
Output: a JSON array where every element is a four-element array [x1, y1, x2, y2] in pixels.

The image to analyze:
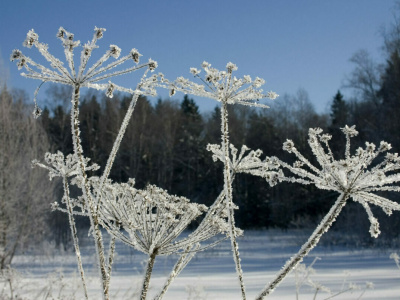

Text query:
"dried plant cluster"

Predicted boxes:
[[11, 27, 400, 300]]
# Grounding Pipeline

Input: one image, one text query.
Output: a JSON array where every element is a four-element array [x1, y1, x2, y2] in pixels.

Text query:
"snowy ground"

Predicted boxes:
[[7, 230, 400, 299]]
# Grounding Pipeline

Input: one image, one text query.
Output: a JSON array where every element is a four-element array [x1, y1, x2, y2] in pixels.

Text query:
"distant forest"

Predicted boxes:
[[31, 58, 400, 245], [3, 12, 400, 248]]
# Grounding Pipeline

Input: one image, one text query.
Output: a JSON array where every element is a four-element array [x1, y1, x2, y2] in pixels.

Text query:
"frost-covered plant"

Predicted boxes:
[[256, 126, 400, 299], [0, 266, 21, 300], [11, 27, 158, 300], [294, 257, 373, 300], [294, 257, 330, 300], [96, 180, 229, 300], [33, 152, 100, 298], [390, 252, 400, 271], [165, 62, 278, 299]]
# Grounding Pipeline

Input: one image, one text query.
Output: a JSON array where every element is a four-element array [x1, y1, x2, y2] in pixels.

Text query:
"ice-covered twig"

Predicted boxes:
[[62, 176, 88, 300]]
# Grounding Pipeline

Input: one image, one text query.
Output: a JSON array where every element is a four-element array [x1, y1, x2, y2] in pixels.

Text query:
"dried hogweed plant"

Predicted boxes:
[[256, 126, 400, 299], [11, 27, 161, 300], [163, 62, 278, 299]]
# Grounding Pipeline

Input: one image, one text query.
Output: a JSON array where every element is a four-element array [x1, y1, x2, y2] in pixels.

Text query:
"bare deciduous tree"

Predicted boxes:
[[0, 86, 53, 269]]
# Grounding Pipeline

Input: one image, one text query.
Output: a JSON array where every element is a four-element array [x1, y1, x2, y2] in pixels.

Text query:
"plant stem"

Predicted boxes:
[[154, 249, 188, 300], [62, 176, 88, 299], [221, 101, 246, 300], [71, 84, 109, 300], [141, 249, 158, 300], [256, 192, 349, 299], [96, 92, 140, 212], [107, 236, 117, 278]]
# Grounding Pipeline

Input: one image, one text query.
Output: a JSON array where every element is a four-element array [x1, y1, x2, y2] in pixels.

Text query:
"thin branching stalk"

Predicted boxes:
[[154, 243, 200, 300], [62, 176, 88, 299], [141, 249, 158, 300], [96, 71, 149, 211], [256, 192, 349, 299], [107, 236, 117, 282], [98, 84, 141, 280], [221, 101, 246, 300], [154, 250, 188, 300], [71, 85, 109, 300], [313, 288, 319, 300]]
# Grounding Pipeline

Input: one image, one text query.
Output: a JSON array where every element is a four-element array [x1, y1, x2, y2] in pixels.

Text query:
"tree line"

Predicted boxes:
[[3, 10, 400, 252], [35, 77, 400, 245]]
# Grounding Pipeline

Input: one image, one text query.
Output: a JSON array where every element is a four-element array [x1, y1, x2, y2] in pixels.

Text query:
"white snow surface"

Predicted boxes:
[[11, 230, 400, 299]]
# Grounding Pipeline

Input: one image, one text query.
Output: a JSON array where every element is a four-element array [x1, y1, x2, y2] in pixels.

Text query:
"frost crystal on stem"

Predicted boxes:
[[256, 126, 400, 299]]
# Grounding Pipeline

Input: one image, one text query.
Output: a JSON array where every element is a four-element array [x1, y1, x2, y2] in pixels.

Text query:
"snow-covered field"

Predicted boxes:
[[9, 230, 400, 299]]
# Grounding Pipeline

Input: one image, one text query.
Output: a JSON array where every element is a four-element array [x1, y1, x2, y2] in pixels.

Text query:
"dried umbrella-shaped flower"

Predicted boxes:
[[11, 27, 159, 300], [161, 62, 278, 300], [256, 126, 400, 299], [32, 152, 100, 299], [96, 180, 231, 300], [152, 143, 281, 300]]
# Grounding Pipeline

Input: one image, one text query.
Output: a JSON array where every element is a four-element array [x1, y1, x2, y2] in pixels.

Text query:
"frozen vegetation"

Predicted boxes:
[[5, 27, 400, 299]]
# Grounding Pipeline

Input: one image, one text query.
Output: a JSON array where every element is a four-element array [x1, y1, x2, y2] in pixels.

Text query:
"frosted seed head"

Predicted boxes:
[[379, 141, 392, 152], [341, 125, 358, 137], [94, 26, 106, 39], [51, 201, 59, 211], [369, 218, 381, 238], [130, 48, 141, 63], [109, 45, 121, 59], [243, 75, 251, 83], [309, 127, 323, 135], [365, 142, 376, 153], [201, 61, 210, 68], [57, 27, 66, 39], [169, 88, 176, 97], [320, 133, 332, 143], [32, 105, 42, 119], [190, 68, 200, 75], [67, 32, 74, 41], [148, 59, 158, 71], [253, 77, 265, 88], [355, 147, 364, 156], [266, 91, 279, 99], [226, 62, 238, 73], [10, 49, 22, 61], [24, 29, 38, 48], [106, 82, 115, 98], [283, 139, 295, 153], [17, 58, 26, 70]]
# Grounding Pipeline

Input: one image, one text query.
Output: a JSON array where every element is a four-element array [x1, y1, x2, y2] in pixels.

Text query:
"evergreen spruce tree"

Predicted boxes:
[[329, 91, 348, 157], [173, 96, 204, 200]]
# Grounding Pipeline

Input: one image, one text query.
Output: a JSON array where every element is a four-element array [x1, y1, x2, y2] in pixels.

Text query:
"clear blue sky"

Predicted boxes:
[[0, 0, 396, 113]]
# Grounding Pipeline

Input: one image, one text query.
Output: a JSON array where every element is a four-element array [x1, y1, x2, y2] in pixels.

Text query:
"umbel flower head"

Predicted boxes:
[[32, 152, 100, 215], [206, 143, 282, 186], [169, 61, 278, 108], [97, 181, 230, 255], [277, 125, 400, 238], [10, 27, 157, 118]]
